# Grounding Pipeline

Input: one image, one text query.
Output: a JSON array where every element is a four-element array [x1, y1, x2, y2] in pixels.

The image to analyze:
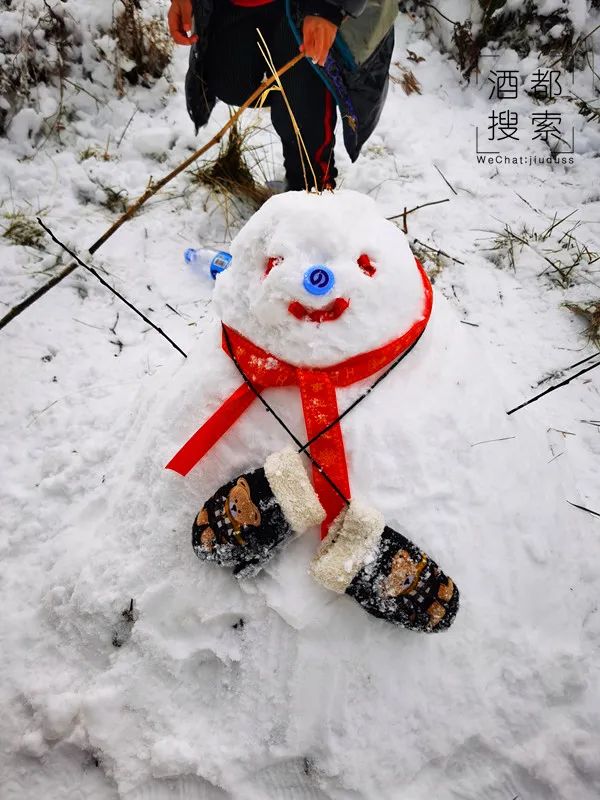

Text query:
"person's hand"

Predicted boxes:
[[168, 0, 198, 46], [300, 15, 337, 67]]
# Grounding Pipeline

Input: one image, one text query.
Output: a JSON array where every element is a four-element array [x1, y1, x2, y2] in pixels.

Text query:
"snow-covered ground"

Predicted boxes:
[[1, 4, 600, 799]]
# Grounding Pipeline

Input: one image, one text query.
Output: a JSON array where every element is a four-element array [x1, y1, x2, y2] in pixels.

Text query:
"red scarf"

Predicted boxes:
[[167, 258, 433, 537]]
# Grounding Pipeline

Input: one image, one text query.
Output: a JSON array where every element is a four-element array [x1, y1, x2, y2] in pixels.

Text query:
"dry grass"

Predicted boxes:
[[411, 242, 446, 284], [390, 62, 422, 95], [565, 301, 600, 346], [189, 121, 273, 210], [406, 49, 425, 64], [566, 95, 600, 126], [99, 185, 129, 214], [421, 0, 583, 82], [452, 20, 480, 81], [79, 140, 113, 162], [478, 210, 600, 345], [2, 211, 45, 249], [113, 0, 173, 94], [1, 0, 172, 140], [481, 215, 600, 288], [0, 1, 72, 137]]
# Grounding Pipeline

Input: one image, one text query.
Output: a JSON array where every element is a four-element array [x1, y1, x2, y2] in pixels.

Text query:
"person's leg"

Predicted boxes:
[[204, 3, 273, 107], [268, 16, 337, 191]]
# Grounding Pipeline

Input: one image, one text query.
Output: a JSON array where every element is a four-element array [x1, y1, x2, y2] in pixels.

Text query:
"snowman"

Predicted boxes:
[[22, 190, 595, 797], [167, 190, 458, 633]]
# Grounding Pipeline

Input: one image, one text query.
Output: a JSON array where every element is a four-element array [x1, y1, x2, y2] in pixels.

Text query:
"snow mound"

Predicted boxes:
[[6, 190, 599, 800]]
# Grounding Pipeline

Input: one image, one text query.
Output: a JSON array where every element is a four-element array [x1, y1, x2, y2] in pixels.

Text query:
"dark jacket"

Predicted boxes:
[[186, 0, 397, 162]]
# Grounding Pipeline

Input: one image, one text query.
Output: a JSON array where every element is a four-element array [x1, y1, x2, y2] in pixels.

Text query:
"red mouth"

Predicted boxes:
[[288, 298, 350, 323]]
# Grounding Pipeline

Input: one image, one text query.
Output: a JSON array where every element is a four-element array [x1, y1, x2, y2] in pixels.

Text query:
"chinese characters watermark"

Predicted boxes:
[[475, 61, 575, 165]]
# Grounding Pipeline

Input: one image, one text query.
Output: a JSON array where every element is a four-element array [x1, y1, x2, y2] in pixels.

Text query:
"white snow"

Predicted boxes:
[[7, 108, 44, 148], [1, 3, 600, 800]]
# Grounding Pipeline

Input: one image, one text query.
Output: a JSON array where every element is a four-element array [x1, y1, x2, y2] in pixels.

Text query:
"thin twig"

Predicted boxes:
[[514, 192, 539, 212], [546, 22, 600, 69], [300, 328, 426, 452], [412, 238, 465, 265], [117, 107, 138, 148], [0, 262, 78, 330], [566, 500, 600, 519], [563, 351, 600, 370], [37, 219, 187, 358], [542, 209, 577, 239], [470, 436, 516, 447], [387, 197, 449, 222], [434, 164, 457, 195], [421, 2, 457, 25], [507, 358, 600, 415], [547, 427, 575, 436], [63, 77, 104, 107], [537, 351, 600, 386]]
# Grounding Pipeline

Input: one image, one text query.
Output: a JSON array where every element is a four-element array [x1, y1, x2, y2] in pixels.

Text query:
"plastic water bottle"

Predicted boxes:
[[184, 247, 232, 280]]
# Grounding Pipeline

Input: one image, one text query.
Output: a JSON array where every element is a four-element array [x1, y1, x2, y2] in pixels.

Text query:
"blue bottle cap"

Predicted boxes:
[[184, 248, 197, 264], [303, 265, 335, 296]]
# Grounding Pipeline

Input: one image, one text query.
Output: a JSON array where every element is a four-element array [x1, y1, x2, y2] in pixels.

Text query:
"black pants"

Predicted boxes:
[[204, 1, 337, 191]]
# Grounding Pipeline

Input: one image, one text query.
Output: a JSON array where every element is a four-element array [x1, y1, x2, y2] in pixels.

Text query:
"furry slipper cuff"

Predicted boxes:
[[310, 502, 459, 632], [264, 448, 326, 532], [309, 501, 385, 593], [192, 448, 325, 578]]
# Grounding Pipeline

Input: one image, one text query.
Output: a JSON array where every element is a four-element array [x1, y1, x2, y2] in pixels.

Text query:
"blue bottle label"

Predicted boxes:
[[210, 251, 232, 277]]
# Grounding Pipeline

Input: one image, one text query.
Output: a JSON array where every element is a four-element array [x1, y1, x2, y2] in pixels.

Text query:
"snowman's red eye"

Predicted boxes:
[[265, 256, 283, 276], [358, 254, 376, 277]]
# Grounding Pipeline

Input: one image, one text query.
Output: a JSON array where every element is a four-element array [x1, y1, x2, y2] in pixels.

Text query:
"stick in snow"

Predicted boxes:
[[386, 198, 450, 235], [507, 357, 600, 415], [0, 261, 79, 331], [433, 164, 457, 195], [37, 219, 188, 358], [566, 500, 600, 519], [411, 236, 465, 265]]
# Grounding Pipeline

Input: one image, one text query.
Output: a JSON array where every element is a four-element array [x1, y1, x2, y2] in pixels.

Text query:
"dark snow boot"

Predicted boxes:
[[310, 503, 459, 632], [192, 448, 325, 578]]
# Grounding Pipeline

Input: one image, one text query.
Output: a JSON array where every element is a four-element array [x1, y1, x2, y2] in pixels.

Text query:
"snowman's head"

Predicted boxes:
[[214, 190, 430, 367]]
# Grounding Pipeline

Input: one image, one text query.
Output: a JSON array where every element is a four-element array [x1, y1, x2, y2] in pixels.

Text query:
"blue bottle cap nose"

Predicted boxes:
[[303, 265, 335, 296]]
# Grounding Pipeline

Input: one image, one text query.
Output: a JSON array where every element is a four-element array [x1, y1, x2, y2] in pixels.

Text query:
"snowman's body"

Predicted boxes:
[[30, 192, 596, 799], [168, 191, 436, 540]]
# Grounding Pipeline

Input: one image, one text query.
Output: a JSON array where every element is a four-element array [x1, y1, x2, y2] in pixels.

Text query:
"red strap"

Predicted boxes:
[[166, 383, 257, 476], [298, 370, 350, 537]]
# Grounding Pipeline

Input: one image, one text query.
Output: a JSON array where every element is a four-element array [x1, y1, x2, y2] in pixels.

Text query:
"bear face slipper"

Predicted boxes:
[[192, 448, 326, 578], [310, 501, 459, 632]]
